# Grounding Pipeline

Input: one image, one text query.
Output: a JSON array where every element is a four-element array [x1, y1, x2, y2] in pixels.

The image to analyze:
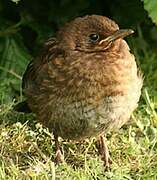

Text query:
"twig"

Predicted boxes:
[[0, 66, 22, 80]]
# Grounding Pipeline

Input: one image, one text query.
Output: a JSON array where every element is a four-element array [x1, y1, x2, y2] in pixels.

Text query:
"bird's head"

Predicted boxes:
[[57, 15, 134, 53]]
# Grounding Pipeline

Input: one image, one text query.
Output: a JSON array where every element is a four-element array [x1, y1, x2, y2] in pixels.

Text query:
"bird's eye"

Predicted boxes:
[[89, 33, 99, 42]]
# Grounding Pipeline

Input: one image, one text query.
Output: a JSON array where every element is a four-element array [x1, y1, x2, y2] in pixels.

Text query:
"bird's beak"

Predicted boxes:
[[99, 29, 134, 44]]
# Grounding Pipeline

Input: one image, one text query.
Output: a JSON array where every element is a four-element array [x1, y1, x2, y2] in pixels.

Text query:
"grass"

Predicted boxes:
[[1, 34, 157, 179]]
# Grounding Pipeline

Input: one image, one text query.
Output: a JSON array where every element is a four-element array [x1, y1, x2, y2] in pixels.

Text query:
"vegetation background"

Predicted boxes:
[[1, 0, 157, 179]]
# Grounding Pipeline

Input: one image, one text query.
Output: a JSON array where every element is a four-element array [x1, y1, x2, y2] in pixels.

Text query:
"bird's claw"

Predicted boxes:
[[54, 149, 64, 165]]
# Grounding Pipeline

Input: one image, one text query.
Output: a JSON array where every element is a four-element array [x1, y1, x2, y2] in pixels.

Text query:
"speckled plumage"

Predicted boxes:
[[22, 15, 142, 166]]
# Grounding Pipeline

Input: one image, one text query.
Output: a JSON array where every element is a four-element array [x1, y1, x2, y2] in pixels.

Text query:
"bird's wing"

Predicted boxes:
[[22, 37, 65, 91]]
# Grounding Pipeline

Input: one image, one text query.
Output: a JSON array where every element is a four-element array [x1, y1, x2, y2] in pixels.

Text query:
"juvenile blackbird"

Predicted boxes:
[[22, 15, 142, 168]]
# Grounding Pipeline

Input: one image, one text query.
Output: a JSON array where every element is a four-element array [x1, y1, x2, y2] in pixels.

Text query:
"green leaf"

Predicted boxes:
[[10, 0, 21, 4], [0, 35, 31, 102], [143, 0, 157, 24], [110, 0, 147, 27]]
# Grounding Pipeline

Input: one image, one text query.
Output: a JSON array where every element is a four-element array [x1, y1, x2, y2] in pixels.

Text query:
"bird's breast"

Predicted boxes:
[[45, 75, 142, 140]]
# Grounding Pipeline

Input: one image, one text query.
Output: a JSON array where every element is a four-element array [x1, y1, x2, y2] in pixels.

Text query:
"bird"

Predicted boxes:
[[21, 15, 143, 168]]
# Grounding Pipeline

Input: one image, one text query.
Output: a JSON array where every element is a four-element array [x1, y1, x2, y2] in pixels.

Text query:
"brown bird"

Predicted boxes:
[[22, 15, 142, 168]]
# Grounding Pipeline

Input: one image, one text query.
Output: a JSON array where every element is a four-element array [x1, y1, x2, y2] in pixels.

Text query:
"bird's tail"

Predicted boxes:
[[14, 101, 32, 113]]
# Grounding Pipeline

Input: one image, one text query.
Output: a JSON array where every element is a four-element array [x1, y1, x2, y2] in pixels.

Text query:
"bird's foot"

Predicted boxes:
[[54, 149, 64, 165], [54, 134, 64, 165], [98, 134, 112, 170]]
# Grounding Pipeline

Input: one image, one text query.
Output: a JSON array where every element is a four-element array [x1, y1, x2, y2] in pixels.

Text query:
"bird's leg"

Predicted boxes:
[[97, 133, 111, 169], [54, 134, 64, 164]]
